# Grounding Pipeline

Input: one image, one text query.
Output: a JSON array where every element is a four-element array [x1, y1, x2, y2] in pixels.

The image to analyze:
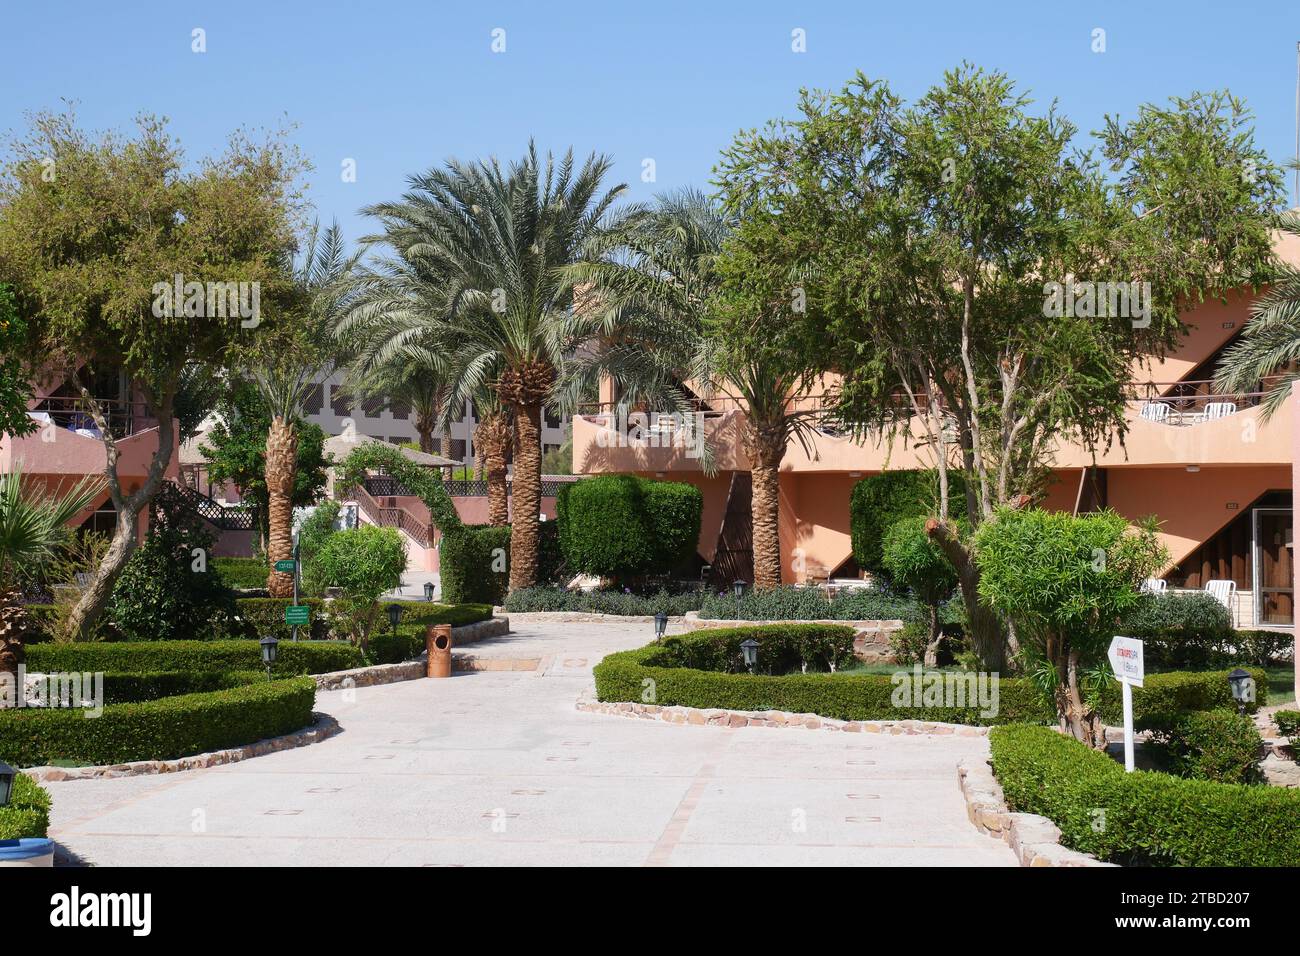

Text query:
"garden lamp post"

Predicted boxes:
[[259, 635, 279, 681], [740, 638, 759, 674], [387, 603, 404, 641], [1227, 668, 1254, 715], [0, 760, 14, 807], [654, 611, 668, 642], [733, 580, 745, 619], [424, 581, 435, 602]]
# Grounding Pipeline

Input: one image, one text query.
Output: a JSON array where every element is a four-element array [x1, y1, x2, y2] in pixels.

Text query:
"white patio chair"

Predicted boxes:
[[1140, 577, 1167, 594], [1139, 402, 1170, 423], [1203, 402, 1237, 420], [1204, 579, 1237, 625]]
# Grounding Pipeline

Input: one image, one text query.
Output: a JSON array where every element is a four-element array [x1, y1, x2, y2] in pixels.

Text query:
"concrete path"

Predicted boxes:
[[44, 618, 1016, 866]]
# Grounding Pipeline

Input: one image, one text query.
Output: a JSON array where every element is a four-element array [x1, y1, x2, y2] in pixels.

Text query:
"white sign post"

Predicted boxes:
[[1107, 636, 1145, 772]]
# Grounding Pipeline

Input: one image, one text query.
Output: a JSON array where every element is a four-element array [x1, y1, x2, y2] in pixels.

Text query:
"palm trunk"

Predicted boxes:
[[746, 421, 784, 590], [440, 431, 453, 462], [265, 415, 298, 598], [414, 412, 435, 455], [475, 411, 510, 526], [0, 589, 29, 693], [924, 518, 1006, 673], [508, 402, 542, 589]]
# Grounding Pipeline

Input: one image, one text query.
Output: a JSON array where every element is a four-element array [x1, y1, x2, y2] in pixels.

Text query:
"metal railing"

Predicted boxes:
[[29, 395, 153, 440], [363, 475, 581, 499], [174, 485, 258, 531]]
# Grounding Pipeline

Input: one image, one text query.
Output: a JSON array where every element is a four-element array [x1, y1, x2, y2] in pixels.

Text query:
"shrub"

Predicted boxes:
[[1275, 709, 1300, 738], [882, 516, 958, 663], [1091, 667, 1267, 730], [0, 676, 317, 768], [593, 627, 1054, 724], [1146, 709, 1263, 784], [556, 475, 701, 580], [440, 525, 511, 605], [1121, 592, 1290, 667], [504, 585, 708, 616], [1122, 591, 1233, 640], [26, 639, 362, 675], [296, 500, 342, 596], [697, 584, 915, 621], [108, 483, 237, 641], [312, 525, 407, 650], [95, 670, 262, 704], [213, 557, 269, 591], [231, 597, 331, 641], [850, 470, 964, 575], [0, 773, 50, 839], [990, 723, 1300, 865]]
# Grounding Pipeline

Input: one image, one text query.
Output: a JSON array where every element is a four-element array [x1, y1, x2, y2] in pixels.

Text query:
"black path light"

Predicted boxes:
[[259, 635, 279, 681], [387, 602, 405, 632], [0, 760, 14, 807], [1227, 668, 1254, 714], [424, 581, 435, 602], [740, 638, 759, 674], [654, 611, 668, 641], [733, 579, 745, 620]]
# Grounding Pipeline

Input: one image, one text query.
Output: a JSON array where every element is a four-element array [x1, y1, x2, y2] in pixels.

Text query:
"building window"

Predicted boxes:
[[303, 383, 324, 415], [329, 384, 352, 417]]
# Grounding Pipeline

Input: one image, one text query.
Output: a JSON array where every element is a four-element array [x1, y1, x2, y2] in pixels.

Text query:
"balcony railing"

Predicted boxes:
[[363, 474, 581, 499], [1129, 380, 1274, 426], [28, 396, 152, 440]]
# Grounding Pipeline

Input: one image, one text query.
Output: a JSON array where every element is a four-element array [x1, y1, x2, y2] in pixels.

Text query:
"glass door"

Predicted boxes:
[[1253, 508, 1294, 626]]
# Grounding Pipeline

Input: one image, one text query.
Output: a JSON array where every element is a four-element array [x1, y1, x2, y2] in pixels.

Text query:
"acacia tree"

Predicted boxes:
[[0, 112, 303, 637], [715, 67, 1283, 666], [0, 285, 37, 440]]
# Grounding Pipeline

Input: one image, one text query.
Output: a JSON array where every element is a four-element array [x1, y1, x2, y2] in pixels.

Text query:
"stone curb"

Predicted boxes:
[[576, 697, 990, 735], [957, 757, 1114, 867], [25, 713, 342, 783], [497, 611, 688, 624]]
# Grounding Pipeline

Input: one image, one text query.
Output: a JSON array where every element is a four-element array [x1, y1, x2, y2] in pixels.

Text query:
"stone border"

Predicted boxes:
[[576, 697, 989, 735], [957, 756, 1113, 867], [452, 616, 510, 644], [312, 616, 511, 690], [25, 713, 341, 783]]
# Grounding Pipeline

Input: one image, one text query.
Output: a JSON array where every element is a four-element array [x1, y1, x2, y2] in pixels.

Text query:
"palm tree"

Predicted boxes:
[[354, 145, 631, 589], [253, 221, 360, 597], [0, 466, 102, 680], [566, 189, 820, 589], [1215, 210, 1300, 418]]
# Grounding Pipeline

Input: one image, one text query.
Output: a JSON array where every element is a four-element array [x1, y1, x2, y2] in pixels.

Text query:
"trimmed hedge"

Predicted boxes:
[[0, 676, 317, 768], [697, 584, 918, 622], [593, 626, 1054, 725], [990, 723, 1300, 866], [1092, 668, 1266, 730], [504, 586, 708, 616], [26, 639, 362, 676], [1120, 592, 1291, 667], [556, 475, 701, 580], [214, 557, 270, 591], [0, 773, 50, 839], [96, 670, 264, 705], [232, 597, 332, 641], [850, 470, 965, 575], [1146, 709, 1264, 784], [440, 523, 564, 605], [367, 602, 495, 664]]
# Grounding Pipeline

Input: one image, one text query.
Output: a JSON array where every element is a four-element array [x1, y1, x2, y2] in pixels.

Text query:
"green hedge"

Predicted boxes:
[[439, 522, 564, 604], [697, 584, 920, 622], [0, 676, 317, 768], [990, 723, 1300, 866], [1146, 709, 1264, 784], [1091, 668, 1266, 730], [593, 626, 1053, 725], [366, 602, 495, 664], [232, 597, 332, 641], [214, 557, 270, 591], [556, 475, 701, 579], [26, 639, 362, 676], [849, 470, 964, 575], [1275, 709, 1300, 738], [0, 773, 50, 839], [504, 586, 708, 616], [1120, 592, 1291, 667], [97, 670, 264, 704]]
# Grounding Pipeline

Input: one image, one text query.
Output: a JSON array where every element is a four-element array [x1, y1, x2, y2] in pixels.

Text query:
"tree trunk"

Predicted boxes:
[[508, 401, 542, 589], [475, 411, 510, 526], [65, 390, 176, 640], [265, 415, 298, 598], [745, 421, 785, 590], [923, 605, 943, 667], [440, 431, 453, 462], [924, 518, 1006, 672], [1054, 644, 1106, 748], [0, 588, 28, 695], [414, 412, 434, 455]]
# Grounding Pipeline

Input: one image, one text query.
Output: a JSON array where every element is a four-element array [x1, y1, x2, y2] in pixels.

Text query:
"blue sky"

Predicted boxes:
[[4, 0, 1300, 243]]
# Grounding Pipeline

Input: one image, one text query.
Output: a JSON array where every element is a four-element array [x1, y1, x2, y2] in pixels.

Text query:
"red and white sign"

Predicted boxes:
[[1107, 636, 1144, 688]]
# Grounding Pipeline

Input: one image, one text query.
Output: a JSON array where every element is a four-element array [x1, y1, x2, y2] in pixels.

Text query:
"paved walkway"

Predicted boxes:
[[44, 618, 1015, 866]]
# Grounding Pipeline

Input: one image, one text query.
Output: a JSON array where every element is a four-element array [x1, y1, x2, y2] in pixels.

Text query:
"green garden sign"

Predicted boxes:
[[284, 605, 310, 626], [274, 559, 297, 573]]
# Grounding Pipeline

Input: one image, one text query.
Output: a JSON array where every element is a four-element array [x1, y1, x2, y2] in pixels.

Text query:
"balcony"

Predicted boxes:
[[0, 396, 176, 480]]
